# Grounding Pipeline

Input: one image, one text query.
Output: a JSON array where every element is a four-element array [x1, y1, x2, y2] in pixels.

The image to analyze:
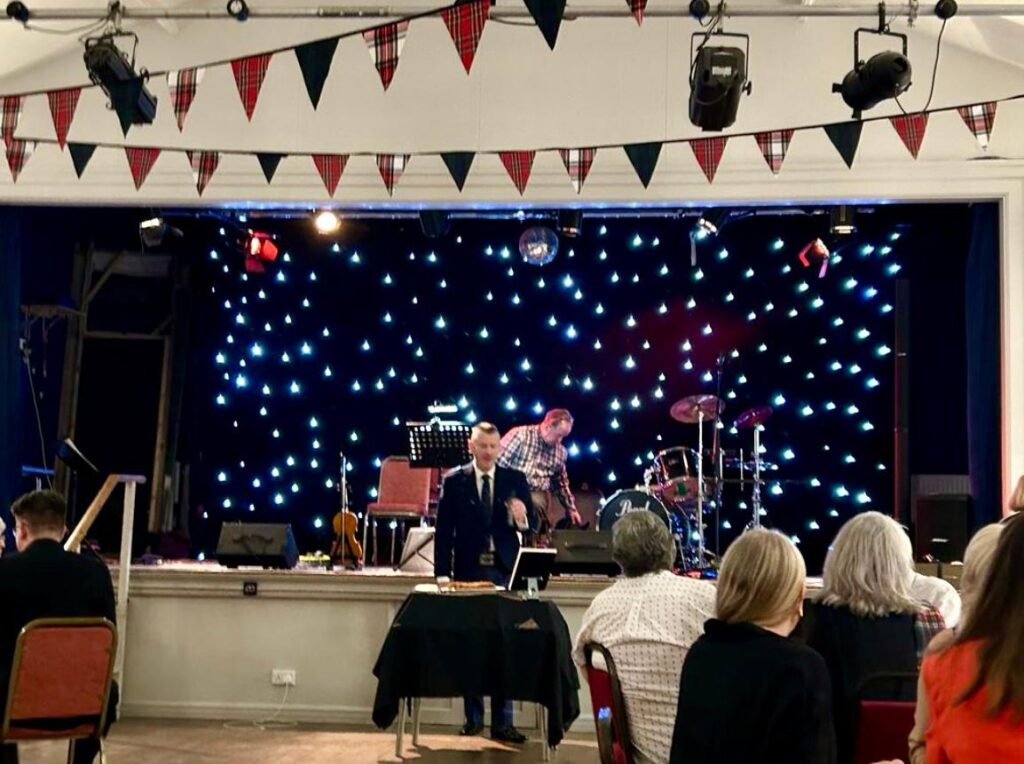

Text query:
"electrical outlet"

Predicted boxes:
[[271, 669, 296, 686]]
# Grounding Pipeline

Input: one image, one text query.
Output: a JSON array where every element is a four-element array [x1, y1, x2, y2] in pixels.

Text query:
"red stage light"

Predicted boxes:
[[248, 232, 279, 262]]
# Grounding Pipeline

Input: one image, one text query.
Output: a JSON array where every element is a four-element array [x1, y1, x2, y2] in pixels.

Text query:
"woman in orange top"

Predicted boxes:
[[920, 514, 1024, 763]]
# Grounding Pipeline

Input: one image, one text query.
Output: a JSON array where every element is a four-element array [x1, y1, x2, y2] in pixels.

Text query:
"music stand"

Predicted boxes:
[[55, 439, 99, 528], [406, 420, 471, 468], [508, 548, 557, 599]]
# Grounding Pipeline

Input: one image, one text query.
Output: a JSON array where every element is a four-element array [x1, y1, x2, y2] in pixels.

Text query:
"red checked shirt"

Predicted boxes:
[[498, 424, 576, 512]]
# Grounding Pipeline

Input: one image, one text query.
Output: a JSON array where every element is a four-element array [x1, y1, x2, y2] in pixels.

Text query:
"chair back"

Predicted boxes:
[[583, 642, 633, 764], [372, 457, 432, 516], [3, 617, 117, 741], [853, 671, 919, 764]]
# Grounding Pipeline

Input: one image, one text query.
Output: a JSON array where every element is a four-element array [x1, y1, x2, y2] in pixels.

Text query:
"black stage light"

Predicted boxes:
[[689, 32, 752, 132], [419, 211, 450, 238], [558, 209, 583, 238], [83, 34, 158, 125], [830, 205, 856, 236], [688, 0, 710, 20], [934, 0, 957, 19], [833, 27, 911, 118], [694, 208, 729, 239], [226, 0, 250, 21], [5, 1, 29, 22]]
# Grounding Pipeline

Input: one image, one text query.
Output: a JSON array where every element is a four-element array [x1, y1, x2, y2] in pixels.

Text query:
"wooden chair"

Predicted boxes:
[[1, 617, 117, 763], [583, 642, 633, 764], [362, 457, 434, 566]]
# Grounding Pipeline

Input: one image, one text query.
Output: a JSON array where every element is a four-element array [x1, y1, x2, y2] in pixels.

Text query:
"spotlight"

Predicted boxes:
[[830, 206, 856, 236], [557, 209, 583, 238], [245, 231, 278, 273], [694, 209, 729, 239], [83, 34, 157, 126], [688, 0, 710, 20], [419, 210, 450, 238], [313, 211, 340, 235], [139, 217, 181, 248], [833, 27, 911, 118], [689, 31, 752, 131], [934, 0, 957, 19], [226, 0, 250, 21], [5, 1, 29, 23]]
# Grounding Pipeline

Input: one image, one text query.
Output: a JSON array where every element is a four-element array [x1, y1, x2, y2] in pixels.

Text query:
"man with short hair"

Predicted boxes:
[[499, 409, 582, 532], [434, 422, 537, 744], [0, 490, 116, 764], [573, 512, 716, 764]]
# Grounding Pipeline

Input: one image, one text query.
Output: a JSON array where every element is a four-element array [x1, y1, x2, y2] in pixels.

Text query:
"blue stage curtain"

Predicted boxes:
[[0, 210, 24, 534], [965, 203, 1002, 528]]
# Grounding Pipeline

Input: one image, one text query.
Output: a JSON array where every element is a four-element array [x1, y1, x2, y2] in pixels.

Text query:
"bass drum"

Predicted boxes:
[[597, 489, 671, 532]]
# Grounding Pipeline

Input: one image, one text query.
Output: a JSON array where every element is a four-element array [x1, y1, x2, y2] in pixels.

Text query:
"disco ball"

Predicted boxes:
[[519, 226, 559, 266]]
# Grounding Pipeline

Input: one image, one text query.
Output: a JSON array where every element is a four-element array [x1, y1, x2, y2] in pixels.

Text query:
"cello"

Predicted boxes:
[[330, 452, 363, 569]]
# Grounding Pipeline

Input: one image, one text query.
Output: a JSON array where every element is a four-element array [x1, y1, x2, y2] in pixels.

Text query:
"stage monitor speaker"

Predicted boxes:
[[216, 522, 299, 569], [913, 494, 971, 563], [397, 527, 435, 573]]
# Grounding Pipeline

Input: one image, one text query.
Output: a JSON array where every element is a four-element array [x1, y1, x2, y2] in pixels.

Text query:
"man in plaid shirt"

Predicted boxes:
[[498, 409, 583, 531]]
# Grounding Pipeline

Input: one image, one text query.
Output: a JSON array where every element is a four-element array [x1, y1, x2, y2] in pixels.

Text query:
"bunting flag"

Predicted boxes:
[[167, 67, 205, 131], [627, 0, 648, 24], [624, 142, 661, 188], [376, 153, 409, 196], [523, 0, 566, 51], [231, 53, 273, 121], [257, 153, 285, 184], [46, 88, 81, 149], [958, 102, 997, 149], [559, 148, 596, 194], [754, 129, 795, 175], [890, 113, 929, 159], [312, 153, 348, 196], [823, 121, 863, 169], [294, 38, 340, 109], [5, 139, 35, 182], [68, 142, 96, 178], [187, 150, 220, 196], [691, 137, 728, 183], [108, 79, 144, 136], [363, 20, 409, 91], [1, 95, 25, 148], [124, 147, 160, 190], [441, 0, 490, 74], [499, 150, 535, 195], [441, 151, 475, 191]]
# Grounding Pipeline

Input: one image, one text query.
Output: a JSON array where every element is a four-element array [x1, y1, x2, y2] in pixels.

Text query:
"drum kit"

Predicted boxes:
[[598, 393, 777, 571]]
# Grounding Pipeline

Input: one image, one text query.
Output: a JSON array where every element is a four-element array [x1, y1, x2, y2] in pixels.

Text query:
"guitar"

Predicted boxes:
[[330, 452, 363, 569]]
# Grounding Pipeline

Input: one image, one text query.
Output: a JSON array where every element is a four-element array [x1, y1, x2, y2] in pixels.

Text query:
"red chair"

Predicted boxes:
[[362, 457, 434, 566], [583, 642, 633, 764], [1, 617, 117, 758], [853, 672, 919, 764]]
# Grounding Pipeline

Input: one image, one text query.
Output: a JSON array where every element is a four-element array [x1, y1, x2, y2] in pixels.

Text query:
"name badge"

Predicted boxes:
[[479, 552, 495, 567]]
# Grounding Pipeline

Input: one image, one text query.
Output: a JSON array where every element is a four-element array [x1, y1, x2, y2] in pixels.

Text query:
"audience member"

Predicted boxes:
[[573, 511, 715, 764], [0, 490, 117, 764], [1008, 474, 1024, 516], [916, 514, 1024, 763], [803, 512, 946, 764], [909, 523, 1003, 764], [670, 529, 836, 764]]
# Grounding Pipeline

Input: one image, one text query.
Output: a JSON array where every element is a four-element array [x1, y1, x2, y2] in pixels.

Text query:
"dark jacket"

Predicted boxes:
[[433, 463, 536, 581], [671, 619, 837, 764], [0, 539, 116, 691]]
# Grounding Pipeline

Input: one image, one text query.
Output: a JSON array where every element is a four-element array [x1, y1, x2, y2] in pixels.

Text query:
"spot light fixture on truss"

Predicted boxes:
[[688, 1, 752, 132], [833, 6, 912, 119]]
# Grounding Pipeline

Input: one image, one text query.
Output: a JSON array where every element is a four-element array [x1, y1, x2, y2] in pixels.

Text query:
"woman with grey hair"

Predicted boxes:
[[572, 511, 715, 764], [803, 511, 947, 764]]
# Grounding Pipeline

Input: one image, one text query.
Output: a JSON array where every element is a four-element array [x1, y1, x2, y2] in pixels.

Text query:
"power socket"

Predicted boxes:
[[271, 669, 296, 686]]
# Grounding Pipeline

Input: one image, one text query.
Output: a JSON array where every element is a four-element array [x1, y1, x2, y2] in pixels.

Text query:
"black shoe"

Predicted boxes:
[[490, 726, 527, 744], [460, 721, 484, 736]]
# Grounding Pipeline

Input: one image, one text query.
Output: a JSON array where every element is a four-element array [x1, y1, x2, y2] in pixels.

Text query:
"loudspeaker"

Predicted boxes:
[[396, 527, 434, 573], [216, 522, 299, 569], [913, 494, 971, 562]]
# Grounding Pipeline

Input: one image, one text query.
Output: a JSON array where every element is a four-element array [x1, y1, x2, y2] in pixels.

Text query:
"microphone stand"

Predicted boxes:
[[711, 353, 726, 560]]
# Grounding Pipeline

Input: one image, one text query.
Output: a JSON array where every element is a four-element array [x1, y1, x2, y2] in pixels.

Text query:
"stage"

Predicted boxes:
[[115, 563, 614, 733]]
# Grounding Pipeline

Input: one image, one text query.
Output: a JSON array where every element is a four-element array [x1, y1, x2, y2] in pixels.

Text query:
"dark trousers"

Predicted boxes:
[[464, 696, 513, 732]]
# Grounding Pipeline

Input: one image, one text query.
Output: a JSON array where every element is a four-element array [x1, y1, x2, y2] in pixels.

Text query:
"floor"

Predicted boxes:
[[17, 720, 599, 763]]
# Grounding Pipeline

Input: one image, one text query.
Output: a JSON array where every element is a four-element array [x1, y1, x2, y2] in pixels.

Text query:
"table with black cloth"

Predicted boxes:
[[371, 591, 580, 749]]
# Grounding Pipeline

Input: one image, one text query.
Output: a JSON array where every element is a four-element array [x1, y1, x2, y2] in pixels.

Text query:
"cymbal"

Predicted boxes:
[[733, 406, 773, 430], [670, 395, 722, 424]]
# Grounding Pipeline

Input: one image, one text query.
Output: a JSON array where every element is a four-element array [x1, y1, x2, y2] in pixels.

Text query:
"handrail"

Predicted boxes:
[[64, 474, 146, 553]]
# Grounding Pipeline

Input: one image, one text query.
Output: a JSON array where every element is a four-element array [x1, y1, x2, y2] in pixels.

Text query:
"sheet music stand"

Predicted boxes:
[[406, 420, 471, 469]]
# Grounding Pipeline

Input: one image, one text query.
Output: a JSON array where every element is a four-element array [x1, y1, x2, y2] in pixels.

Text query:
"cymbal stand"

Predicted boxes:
[[751, 426, 763, 529], [696, 410, 706, 564]]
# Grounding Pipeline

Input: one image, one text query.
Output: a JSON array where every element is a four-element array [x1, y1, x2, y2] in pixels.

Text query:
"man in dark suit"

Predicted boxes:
[[434, 421, 537, 744], [0, 490, 117, 764]]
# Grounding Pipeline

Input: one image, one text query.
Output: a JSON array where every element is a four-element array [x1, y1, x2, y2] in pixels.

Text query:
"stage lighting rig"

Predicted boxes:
[[558, 209, 583, 238], [830, 206, 856, 236], [688, 28, 752, 132], [83, 26, 158, 126], [313, 211, 341, 235], [833, 11, 911, 119]]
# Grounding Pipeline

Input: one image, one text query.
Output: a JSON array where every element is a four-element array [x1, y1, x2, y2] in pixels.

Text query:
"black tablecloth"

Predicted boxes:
[[372, 592, 581, 747]]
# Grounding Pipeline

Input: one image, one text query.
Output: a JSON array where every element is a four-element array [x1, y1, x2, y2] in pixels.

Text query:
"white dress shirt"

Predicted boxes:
[[573, 570, 716, 764], [910, 572, 962, 628]]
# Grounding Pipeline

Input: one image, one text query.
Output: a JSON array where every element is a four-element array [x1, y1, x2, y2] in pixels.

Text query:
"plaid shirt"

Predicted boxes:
[[498, 424, 575, 512], [913, 606, 946, 666]]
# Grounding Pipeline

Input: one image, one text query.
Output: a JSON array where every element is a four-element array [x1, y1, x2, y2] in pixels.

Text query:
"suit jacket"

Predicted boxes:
[[433, 464, 537, 582], [0, 539, 116, 692]]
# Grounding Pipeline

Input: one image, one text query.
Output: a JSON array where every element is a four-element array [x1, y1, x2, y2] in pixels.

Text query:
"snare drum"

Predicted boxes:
[[597, 489, 671, 531]]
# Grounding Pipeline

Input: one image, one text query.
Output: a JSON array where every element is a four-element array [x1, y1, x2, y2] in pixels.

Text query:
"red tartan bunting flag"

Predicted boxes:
[[167, 67, 205, 131], [754, 129, 794, 176], [1, 95, 24, 149], [690, 137, 728, 183], [124, 147, 161, 190], [231, 54, 273, 121], [441, 0, 489, 74], [376, 154, 409, 196], [499, 151, 535, 195], [5, 139, 34, 182], [186, 150, 220, 196], [890, 113, 929, 159], [559, 148, 596, 194], [627, 0, 648, 24], [312, 153, 348, 197], [46, 88, 81, 149], [363, 20, 409, 91], [957, 102, 997, 149]]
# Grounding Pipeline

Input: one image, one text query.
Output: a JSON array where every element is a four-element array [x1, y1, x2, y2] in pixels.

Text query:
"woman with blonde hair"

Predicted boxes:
[[670, 529, 835, 764], [803, 512, 947, 764]]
